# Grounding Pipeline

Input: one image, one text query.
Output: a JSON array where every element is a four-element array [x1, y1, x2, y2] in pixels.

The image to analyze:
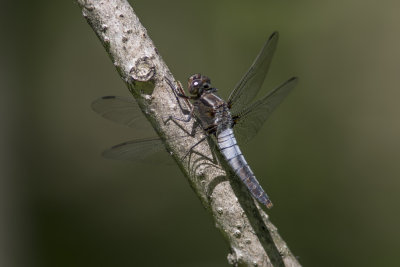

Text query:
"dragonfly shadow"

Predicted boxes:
[[205, 175, 229, 199], [186, 145, 222, 177], [229, 174, 285, 266], [202, 150, 286, 265], [163, 111, 202, 141]]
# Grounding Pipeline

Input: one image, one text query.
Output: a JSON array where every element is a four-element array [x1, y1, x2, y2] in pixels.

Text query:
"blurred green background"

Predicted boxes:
[[2, 0, 400, 266]]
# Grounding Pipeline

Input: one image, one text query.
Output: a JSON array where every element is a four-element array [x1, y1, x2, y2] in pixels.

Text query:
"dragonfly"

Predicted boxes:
[[92, 32, 298, 208]]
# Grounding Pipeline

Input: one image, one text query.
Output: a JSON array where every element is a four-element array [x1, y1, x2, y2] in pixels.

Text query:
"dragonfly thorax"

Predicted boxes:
[[191, 83, 233, 135]]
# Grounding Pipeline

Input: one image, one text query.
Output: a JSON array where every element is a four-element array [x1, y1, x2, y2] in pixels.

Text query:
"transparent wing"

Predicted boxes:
[[102, 137, 172, 163], [228, 32, 279, 116], [233, 77, 298, 144], [91, 96, 150, 128]]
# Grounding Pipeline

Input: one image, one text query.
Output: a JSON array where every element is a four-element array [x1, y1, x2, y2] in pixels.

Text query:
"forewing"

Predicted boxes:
[[91, 96, 151, 128], [228, 32, 279, 116], [234, 77, 298, 144]]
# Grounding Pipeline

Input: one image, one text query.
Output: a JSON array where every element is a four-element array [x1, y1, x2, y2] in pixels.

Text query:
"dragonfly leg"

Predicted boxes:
[[164, 76, 216, 161], [163, 77, 195, 123], [182, 135, 208, 160], [182, 124, 217, 160], [163, 104, 194, 124], [165, 77, 192, 109]]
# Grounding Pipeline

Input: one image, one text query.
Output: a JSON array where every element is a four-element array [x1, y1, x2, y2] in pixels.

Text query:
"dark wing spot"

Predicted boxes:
[[102, 96, 117, 99]]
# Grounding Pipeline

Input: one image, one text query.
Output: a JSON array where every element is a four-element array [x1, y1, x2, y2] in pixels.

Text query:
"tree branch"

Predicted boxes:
[[76, 0, 301, 266]]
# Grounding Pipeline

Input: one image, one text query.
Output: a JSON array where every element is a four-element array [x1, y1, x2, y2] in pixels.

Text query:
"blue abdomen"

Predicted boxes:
[[217, 129, 273, 208]]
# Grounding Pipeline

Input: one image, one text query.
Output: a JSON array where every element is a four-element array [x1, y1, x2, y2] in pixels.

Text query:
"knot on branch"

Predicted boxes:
[[127, 57, 156, 96], [130, 56, 155, 82]]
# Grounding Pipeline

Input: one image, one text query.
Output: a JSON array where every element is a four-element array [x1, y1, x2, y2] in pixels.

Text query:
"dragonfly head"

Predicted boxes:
[[188, 73, 212, 96]]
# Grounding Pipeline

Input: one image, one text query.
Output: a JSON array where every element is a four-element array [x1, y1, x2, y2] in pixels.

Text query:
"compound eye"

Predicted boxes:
[[193, 81, 199, 87]]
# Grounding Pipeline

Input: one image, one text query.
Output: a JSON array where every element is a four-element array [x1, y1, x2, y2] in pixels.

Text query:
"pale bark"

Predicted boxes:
[[76, 0, 301, 266]]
